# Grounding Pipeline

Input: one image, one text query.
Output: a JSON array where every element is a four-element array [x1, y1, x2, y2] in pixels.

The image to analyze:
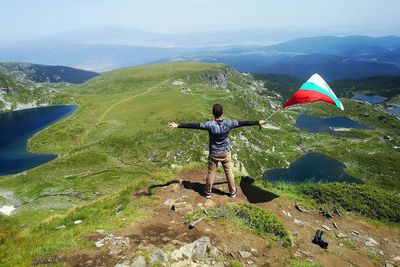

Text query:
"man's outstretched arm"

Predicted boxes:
[[168, 122, 207, 130], [234, 120, 266, 128]]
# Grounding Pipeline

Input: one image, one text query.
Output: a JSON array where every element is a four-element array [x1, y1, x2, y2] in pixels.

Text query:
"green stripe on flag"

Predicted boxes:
[[300, 82, 343, 109]]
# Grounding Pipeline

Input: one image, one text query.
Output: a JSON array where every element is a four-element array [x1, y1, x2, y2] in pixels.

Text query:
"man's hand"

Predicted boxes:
[[259, 120, 267, 126], [168, 122, 179, 129]]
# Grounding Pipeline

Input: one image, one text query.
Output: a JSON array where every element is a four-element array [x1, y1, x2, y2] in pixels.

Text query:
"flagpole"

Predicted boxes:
[[265, 108, 281, 121], [259, 108, 281, 131]]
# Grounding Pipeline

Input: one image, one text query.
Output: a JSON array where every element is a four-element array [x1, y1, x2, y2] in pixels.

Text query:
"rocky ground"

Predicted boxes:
[[36, 169, 400, 267]]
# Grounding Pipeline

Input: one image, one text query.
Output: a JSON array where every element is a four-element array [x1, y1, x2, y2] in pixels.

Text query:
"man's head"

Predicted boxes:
[[212, 104, 223, 118]]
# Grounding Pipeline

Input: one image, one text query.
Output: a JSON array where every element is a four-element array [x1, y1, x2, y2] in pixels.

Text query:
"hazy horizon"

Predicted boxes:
[[1, 0, 400, 42]]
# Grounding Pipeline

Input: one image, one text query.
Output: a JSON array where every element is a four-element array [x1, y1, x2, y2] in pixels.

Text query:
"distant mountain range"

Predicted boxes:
[[0, 28, 399, 79], [178, 36, 400, 80], [0, 62, 99, 84]]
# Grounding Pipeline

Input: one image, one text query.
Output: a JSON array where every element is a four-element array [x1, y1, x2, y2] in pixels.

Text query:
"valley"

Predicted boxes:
[[0, 62, 399, 266]]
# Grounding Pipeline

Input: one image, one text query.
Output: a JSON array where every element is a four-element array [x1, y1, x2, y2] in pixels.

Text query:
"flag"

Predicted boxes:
[[281, 73, 344, 110]]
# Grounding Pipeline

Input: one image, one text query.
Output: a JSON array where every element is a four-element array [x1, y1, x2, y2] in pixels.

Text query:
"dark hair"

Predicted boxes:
[[212, 104, 223, 117]]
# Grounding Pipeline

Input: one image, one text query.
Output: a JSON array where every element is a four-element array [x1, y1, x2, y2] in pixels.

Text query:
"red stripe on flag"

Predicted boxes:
[[281, 90, 335, 109]]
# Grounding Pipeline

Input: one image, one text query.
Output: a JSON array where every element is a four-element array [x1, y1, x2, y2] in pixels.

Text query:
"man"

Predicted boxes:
[[168, 104, 266, 199]]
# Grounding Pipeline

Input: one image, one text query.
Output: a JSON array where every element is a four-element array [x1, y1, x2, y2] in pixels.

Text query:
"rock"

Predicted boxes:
[[114, 264, 129, 267], [298, 250, 312, 257], [162, 236, 171, 242], [294, 251, 303, 258], [96, 229, 106, 234], [335, 232, 347, 238], [287, 212, 292, 218], [294, 219, 304, 226], [239, 250, 252, 258], [192, 236, 210, 258], [333, 209, 342, 217], [164, 198, 175, 208], [365, 237, 379, 247], [393, 256, 400, 261], [282, 210, 288, 216], [171, 236, 210, 260], [333, 222, 338, 229], [172, 202, 193, 212], [383, 135, 393, 141], [385, 262, 394, 267], [350, 230, 360, 236], [322, 225, 331, 231], [295, 203, 309, 213], [131, 255, 146, 267], [209, 245, 221, 256], [95, 239, 105, 248], [149, 249, 167, 265], [379, 250, 385, 256], [74, 220, 82, 225], [250, 248, 258, 253], [55, 225, 66, 230], [109, 237, 130, 256]]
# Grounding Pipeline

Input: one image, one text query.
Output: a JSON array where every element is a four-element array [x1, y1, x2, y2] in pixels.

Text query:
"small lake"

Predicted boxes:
[[352, 94, 387, 104], [295, 115, 372, 135], [0, 105, 77, 176], [385, 106, 400, 117], [263, 152, 363, 184]]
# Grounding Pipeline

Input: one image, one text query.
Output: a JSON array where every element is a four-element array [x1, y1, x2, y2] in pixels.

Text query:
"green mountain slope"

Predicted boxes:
[[0, 62, 99, 111], [2, 62, 399, 218], [0, 62, 399, 266]]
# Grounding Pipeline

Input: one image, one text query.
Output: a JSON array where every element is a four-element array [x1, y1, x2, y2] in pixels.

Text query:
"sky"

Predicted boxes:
[[1, 0, 400, 41]]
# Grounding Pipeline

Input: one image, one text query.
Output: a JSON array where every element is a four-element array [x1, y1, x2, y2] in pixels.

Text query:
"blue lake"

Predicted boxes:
[[385, 106, 400, 117], [264, 152, 363, 184], [352, 94, 387, 104], [295, 115, 372, 135], [0, 105, 77, 176]]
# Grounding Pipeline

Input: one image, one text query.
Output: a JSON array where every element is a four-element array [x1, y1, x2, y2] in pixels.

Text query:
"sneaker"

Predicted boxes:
[[228, 188, 238, 198], [203, 191, 212, 199]]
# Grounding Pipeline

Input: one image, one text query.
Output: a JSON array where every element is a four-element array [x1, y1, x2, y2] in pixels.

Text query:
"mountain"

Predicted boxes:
[[0, 62, 99, 84], [0, 62, 98, 110], [175, 36, 400, 80], [0, 62, 399, 266], [0, 44, 188, 72], [21, 26, 337, 47], [2, 28, 400, 76], [264, 35, 400, 55]]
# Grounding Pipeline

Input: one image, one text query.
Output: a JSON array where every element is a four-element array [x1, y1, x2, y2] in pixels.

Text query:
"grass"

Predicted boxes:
[[286, 257, 322, 267], [189, 203, 292, 247], [299, 183, 400, 224], [0, 179, 153, 267], [0, 62, 399, 264]]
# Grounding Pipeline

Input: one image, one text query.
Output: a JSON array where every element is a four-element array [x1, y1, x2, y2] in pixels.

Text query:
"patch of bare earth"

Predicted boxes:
[[42, 169, 400, 266]]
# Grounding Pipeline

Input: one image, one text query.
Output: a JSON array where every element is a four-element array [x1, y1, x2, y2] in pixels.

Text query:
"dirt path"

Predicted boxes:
[[96, 79, 170, 124], [70, 78, 170, 149], [45, 169, 400, 266]]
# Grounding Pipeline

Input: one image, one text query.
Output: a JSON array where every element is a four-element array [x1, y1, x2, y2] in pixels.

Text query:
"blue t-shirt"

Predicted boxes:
[[200, 120, 238, 155], [178, 120, 259, 155]]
